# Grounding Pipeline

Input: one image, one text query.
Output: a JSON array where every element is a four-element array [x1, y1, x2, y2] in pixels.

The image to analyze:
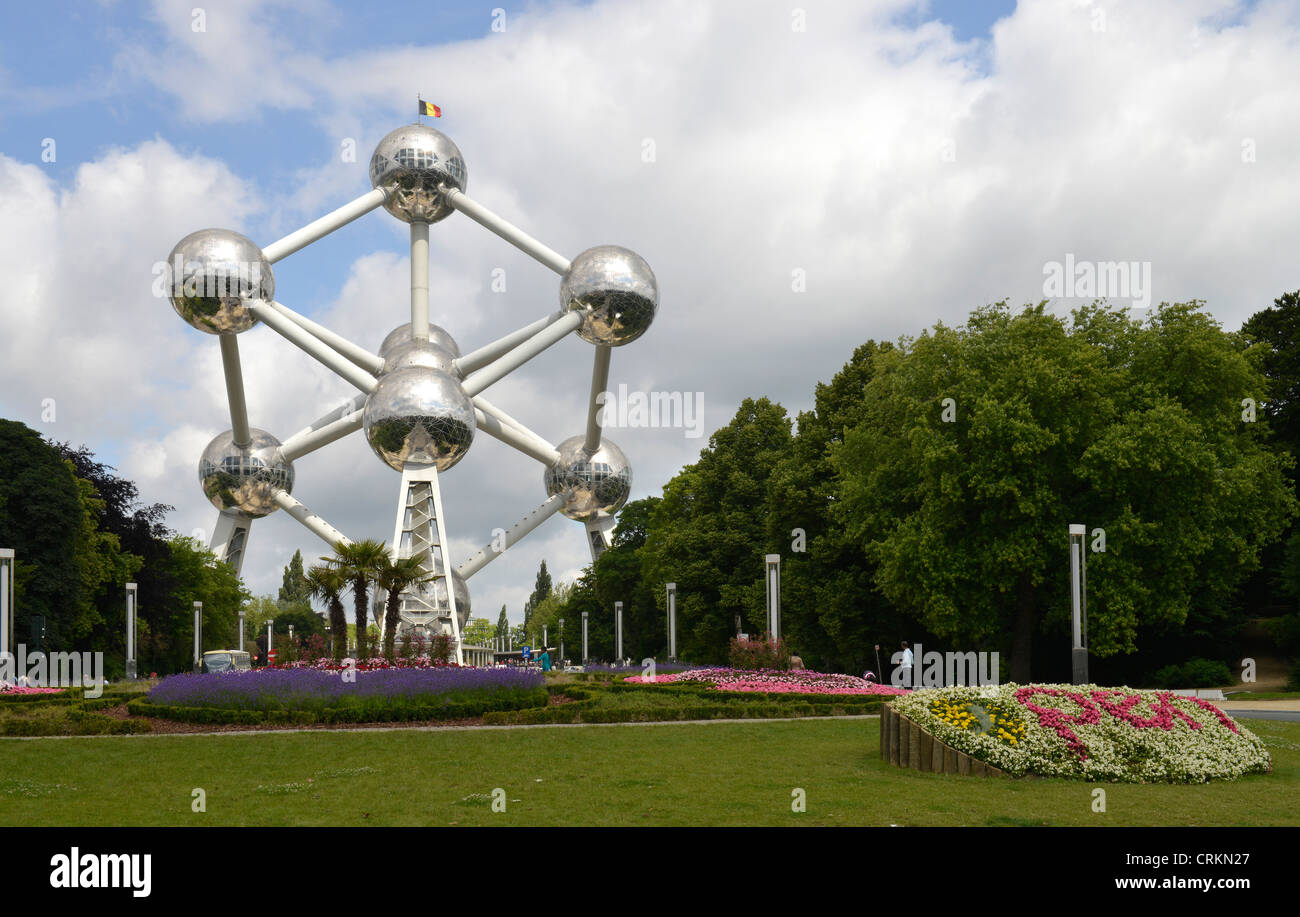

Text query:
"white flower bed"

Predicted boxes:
[[891, 683, 1271, 783]]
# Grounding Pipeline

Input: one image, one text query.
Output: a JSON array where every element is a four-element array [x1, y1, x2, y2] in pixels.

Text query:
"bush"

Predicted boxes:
[[728, 635, 792, 671], [1149, 657, 1234, 689]]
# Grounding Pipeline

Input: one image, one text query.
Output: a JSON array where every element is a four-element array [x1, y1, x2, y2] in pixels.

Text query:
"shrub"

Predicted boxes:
[[728, 635, 792, 671], [1149, 658, 1234, 689]]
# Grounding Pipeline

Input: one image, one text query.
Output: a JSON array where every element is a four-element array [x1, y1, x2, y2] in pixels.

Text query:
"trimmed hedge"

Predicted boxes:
[[127, 687, 549, 726]]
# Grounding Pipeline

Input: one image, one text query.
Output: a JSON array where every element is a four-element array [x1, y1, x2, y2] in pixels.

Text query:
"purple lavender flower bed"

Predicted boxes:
[[147, 667, 546, 715]]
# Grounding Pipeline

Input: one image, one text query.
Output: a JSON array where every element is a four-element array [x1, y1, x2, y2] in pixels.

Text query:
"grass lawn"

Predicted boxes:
[[1, 716, 1297, 826]]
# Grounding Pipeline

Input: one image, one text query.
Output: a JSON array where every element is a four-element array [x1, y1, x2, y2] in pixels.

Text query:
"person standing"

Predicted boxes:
[[540, 649, 552, 672], [900, 640, 914, 689]]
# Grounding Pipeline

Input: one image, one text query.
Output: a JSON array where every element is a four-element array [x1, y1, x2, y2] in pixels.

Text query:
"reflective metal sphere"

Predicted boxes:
[[379, 322, 461, 359], [382, 340, 457, 375], [543, 435, 632, 521], [369, 124, 467, 223], [362, 367, 475, 471], [166, 229, 274, 334], [198, 428, 293, 517], [560, 245, 657, 346], [433, 569, 472, 630]]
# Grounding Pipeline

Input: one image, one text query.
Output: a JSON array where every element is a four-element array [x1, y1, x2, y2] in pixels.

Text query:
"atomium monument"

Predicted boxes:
[[166, 121, 656, 664]]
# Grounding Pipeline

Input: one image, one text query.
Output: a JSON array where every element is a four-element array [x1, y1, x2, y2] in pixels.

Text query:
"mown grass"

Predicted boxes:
[[1, 716, 1295, 826]]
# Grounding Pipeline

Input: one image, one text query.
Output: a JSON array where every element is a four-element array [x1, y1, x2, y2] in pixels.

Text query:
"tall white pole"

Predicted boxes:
[[1, 548, 13, 661], [125, 583, 137, 679], [456, 494, 566, 579], [614, 601, 623, 662], [584, 345, 612, 452], [249, 301, 380, 394], [268, 620, 275, 663], [219, 334, 252, 447], [461, 312, 583, 397], [455, 311, 569, 377], [666, 583, 677, 660], [266, 301, 385, 374], [581, 611, 588, 665], [1069, 523, 1087, 684], [193, 601, 203, 671], [765, 554, 781, 642], [238, 608, 245, 652], [262, 187, 388, 263], [441, 186, 571, 275], [559, 618, 565, 665], [411, 222, 430, 340]]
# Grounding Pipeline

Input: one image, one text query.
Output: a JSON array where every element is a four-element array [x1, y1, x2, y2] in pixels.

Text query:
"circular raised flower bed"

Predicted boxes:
[[887, 683, 1271, 783]]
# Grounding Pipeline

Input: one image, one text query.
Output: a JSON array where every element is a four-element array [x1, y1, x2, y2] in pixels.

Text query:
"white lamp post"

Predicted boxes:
[[238, 608, 245, 652], [765, 554, 781, 641], [558, 617, 565, 666], [614, 601, 623, 663], [125, 583, 137, 679], [1, 548, 15, 660], [267, 620, 274, 664], [581, 611, 588, 665], [1069, 524, 1088, 684], [666, 583, 677, 661], [193, 601, 203, 671]]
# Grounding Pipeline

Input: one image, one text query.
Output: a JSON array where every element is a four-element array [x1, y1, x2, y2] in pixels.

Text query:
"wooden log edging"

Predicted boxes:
[[879, 702, 1009, 778]]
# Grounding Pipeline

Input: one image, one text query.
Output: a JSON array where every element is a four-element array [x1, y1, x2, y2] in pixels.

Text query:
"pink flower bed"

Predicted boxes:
[[1014, 686, 1243, 762], [624, 667, 909, 695], [0, 684, 64, 695]]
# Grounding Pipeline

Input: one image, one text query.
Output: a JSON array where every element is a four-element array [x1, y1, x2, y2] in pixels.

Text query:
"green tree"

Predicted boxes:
[[640, 398, 795, 663], [765, 340, 906, 674], [461, 617, 496, 647], [523, 560, 553, 632], [278, 549, 312, 607], [158, 536, 249, 673], [495, 605, 509, 642], [834, 301, 1297, 681]]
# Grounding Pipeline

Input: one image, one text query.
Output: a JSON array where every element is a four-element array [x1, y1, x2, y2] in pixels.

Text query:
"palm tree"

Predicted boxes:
[[306, 564, 348, 663], [375, 554, 436, 660], [328, 539, 391, 661]]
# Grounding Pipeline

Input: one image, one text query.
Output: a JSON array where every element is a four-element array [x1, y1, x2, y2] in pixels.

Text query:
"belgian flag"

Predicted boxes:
[[419, 99, 442, 118]]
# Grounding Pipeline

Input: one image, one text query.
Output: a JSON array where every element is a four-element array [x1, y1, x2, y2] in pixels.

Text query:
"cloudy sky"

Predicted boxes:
[[2, 0, 1298, 628]]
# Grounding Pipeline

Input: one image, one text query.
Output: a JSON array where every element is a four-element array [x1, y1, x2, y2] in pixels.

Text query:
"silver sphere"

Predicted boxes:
[[382, 340, 457, 376], [166, 229, 274, 334], [369, 124, 467, 223], [198, 428, 293, 517], [433, 569, 472, 630], [543, 435, 632, 521], [362, 366, 475, 471], [560, 245, 658, 346], [379, 322, 461, 359]]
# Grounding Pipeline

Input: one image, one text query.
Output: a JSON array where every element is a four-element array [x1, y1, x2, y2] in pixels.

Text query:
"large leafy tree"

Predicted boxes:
[[278, 549, 312, 608], [157, 536, 248, 672], [834, 302, 1296, 681], [640, 398, 795, 663], [765, 341, 908, 673], [592, 498, 663, 662]]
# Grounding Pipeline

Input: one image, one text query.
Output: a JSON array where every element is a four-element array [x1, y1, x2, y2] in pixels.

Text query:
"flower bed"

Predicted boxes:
[[0, 684, 65, 696], [624, 667, 909, 696], [144, 666, 545, 722], [891, 683, 1270, 783]]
